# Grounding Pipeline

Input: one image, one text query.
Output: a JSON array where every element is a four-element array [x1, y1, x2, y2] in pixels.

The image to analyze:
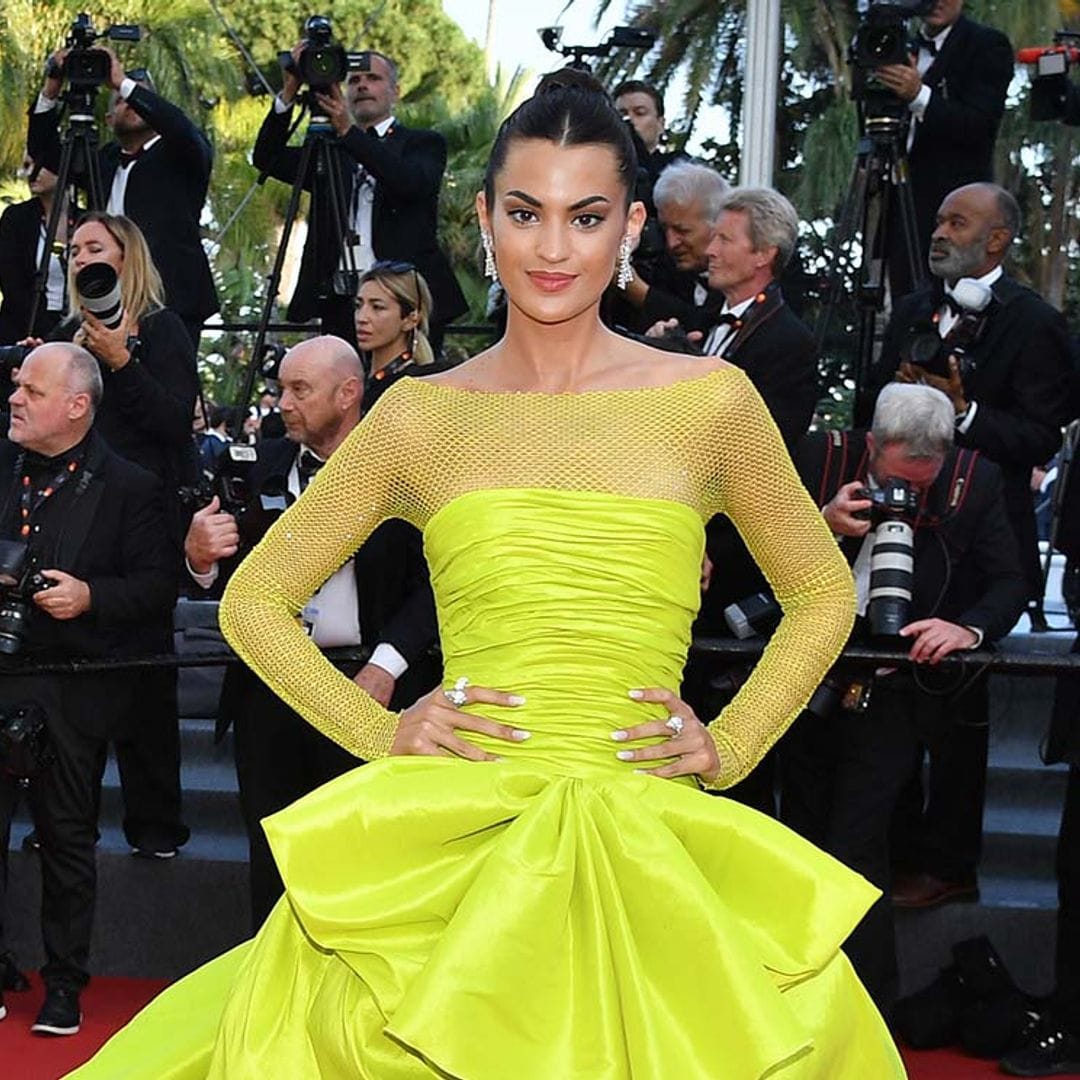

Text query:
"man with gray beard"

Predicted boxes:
[[863, 181, 1076, 909]]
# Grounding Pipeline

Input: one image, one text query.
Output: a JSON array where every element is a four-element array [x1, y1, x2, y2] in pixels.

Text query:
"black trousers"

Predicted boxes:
[[231, 671, 361, 930], [0, 678, 106, 990], [115, 665, 189, 852], [889, 673, 989, 883], [779, 679, 951, 1007]]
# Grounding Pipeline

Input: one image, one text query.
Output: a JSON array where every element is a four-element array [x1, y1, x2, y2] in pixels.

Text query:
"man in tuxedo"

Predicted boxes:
[[253, 49, 466, 355], [873, 0, 1013, 296], [781, 384, 1027, 1007], [184, 336, 439, 928], [29, 48, 218, 347], [0, 343, 176, 1035], [618, 161, 730, 334], [865, 182, 1075, 905], [613, 80, 682, 185], [671, 187, 819, 813]]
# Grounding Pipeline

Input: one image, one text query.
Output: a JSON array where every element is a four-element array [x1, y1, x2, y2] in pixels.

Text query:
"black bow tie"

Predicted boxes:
[[117, 148, 142, 168], [716, 311, 741, 328], [297, 450, 324, 490], [366, 126, 382, 139], [919, 35, 938, 56], [940, 294, 965, 319]]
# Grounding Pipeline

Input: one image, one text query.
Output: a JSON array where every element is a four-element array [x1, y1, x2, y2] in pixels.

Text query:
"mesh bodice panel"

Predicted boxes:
[[220, 366, 855, 788]]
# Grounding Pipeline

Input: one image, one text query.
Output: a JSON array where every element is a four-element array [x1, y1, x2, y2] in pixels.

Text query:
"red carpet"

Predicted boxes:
[[2, 975, 1074, 1078]]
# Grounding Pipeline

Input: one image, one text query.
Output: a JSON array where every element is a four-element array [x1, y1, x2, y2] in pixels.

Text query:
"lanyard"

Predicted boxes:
[[19, 457, 80, 538]]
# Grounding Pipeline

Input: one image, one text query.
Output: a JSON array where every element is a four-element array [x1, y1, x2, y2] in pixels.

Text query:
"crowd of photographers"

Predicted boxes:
[[0, 0, 1079, 1070]]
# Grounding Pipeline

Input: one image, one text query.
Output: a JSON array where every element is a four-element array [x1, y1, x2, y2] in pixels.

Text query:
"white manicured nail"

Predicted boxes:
[[610, 730, 628, 742], [507, 695, 527, 706], [511, 729, 531, 741], [616, 750, 634, 761], [628, 689, 645, 699]]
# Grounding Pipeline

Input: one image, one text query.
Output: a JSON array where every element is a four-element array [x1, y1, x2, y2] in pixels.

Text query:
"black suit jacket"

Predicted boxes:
[[908, 15, 1014, 245], [869, 274, 1076, 598], [0, 197, 64, 342], [28, 87, 219, 324], [795, 430, 1027, 644], [694, 283, 820, 630], [212, 435, 440, 732], [252, 106, 467, 329], [0, 430, 176, 738]]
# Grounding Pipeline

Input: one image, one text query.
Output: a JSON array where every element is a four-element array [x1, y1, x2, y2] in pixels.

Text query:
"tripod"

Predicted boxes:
[[815, 106, 925, 421], [26, 87, 107, 337], [237, 97, 359, 429]]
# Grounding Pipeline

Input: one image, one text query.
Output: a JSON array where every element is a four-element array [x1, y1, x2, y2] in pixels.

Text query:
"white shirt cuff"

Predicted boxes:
[[956, 400, 978, 434], [965, 626, 985, 650], [118, 77, 137, 100], [274, 93, 294, 114], [909, 83, 932, 120], [368, 642, 409, 679], [185, 557, 219, 590], [35, 92, 60, 113]]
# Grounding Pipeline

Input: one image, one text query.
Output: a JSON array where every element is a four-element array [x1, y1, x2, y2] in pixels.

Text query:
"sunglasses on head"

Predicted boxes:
[[363, 262, 422, 314]]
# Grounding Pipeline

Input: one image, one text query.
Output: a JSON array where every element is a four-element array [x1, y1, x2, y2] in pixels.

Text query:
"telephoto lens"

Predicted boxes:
[[75, 262, 124, 329], [868, 520, 915, 637]]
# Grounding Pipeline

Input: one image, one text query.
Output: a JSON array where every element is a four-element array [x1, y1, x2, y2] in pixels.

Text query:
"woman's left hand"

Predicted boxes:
[[612, 688, 721, 784], [81, 310, 136, 371]]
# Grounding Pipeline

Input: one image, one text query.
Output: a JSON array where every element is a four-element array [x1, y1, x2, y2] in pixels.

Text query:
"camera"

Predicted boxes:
[[75, 262, 124, 329], [46, 13, 142, 93], [850, 1, 934, 70], [902, 277, 994, 379], [0, 344, 33, 374], [723, 592, 782, 640], [178, 444, 293, 548], [1018, 33, 1080, 121], [856, 477, 919, 638], [537, 24, 655, 72], [280, 15, 348, 91], [0, 539, 59, 656], [0, 700, 53, 780]]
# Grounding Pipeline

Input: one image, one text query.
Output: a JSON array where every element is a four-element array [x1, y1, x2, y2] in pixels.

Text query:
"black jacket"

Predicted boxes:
[[694, 283, 820, 630], [795, 430, 1027, 644], [28, 87, 219, 325], [211, 435, 440, 730], [908, 15, 1014, 246], [51, 308, 199, 496], [252, 106, 467, 330], [0, 197, 64, 342], [0, 430, 176, 737], [869, 273, 1076, 595]]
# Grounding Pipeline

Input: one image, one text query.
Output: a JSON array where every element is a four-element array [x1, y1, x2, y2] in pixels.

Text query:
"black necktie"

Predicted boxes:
[[297, 450, 324, 491], [920, 35, 938, 57], [118, 148, 142, 169], [366, 126, 381, 139]]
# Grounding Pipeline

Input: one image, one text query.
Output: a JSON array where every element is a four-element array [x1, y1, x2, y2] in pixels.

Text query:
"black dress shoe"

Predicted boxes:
[[1001, 1017, 1080, 1076], [0, 950, 30, 992], [31, 986, 81, 1036]]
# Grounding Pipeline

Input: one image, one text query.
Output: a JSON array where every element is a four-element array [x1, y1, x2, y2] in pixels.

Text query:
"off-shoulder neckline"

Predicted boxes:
[[409, 364, 741, 399]]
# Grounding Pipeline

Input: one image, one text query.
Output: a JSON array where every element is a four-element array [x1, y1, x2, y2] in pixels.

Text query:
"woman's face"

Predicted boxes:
[[354, 278, 412, 355], [478, 138, 643, 327], [70, 220, 125, 276]]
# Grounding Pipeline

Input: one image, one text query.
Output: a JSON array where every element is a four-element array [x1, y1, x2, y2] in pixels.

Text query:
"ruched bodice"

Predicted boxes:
[[428, 488, 703, 775]]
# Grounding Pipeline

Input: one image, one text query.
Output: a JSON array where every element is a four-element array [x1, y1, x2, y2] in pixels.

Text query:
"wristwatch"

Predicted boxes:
[[124, 334, 143, 363]]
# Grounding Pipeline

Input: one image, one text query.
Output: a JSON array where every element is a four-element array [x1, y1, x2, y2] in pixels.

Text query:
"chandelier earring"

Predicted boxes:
[[481, 231, 498, 281], [616, 234, 634, 290]]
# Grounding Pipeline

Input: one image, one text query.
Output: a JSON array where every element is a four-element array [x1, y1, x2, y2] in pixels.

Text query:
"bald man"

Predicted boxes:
[[864, 182, 1076, 909], [0, 343, 175, 1034], [185, 336, 439, 928]]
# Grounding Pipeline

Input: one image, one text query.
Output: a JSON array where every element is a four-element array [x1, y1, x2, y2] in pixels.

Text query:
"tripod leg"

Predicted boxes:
[[26, 137, 79, 337]]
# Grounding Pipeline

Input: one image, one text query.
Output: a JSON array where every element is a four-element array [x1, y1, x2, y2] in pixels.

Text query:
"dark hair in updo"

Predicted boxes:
[[483, 68, 638, 208]]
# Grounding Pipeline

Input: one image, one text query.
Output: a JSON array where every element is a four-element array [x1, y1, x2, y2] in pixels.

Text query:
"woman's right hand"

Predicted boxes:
[[390, 682, 530, 761]]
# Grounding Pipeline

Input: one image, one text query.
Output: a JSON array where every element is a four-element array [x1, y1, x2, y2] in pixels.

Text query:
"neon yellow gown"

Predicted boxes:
[[70, 367, 906, 1079]]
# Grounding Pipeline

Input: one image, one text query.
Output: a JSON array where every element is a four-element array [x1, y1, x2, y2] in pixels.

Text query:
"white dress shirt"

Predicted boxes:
[[702, 295, 755, 358], [907, 23, 955, 152]]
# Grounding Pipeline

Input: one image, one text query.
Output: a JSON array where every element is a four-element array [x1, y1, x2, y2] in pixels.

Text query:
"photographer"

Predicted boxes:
[[253, 46, 466, 354], [28, 48, 218, 347], [185, 336, 439, 928], [0, 155, 68, 345], [780, 383, 1027, 1008], [613, 81, 680, 184], [46, 211, 198, 859], [0, 343, 175, 1036], [872, 0, 1013, 296]]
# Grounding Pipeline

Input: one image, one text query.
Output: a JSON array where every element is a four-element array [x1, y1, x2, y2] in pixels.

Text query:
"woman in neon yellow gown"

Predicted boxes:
[[71, 72, 906, 1079]]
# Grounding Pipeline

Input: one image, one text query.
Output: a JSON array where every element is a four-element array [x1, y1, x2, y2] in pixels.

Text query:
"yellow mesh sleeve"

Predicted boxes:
[[701, 373, 856, 789], [219, 384, 424, 761]]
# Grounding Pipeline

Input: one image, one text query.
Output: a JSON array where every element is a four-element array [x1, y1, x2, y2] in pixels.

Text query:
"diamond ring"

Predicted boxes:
[[443, 676, 470, 708], [665, 715, 685, 737]]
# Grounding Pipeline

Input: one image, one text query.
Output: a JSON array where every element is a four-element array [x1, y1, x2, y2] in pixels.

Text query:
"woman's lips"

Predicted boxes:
[[527, 272, 577, 292]]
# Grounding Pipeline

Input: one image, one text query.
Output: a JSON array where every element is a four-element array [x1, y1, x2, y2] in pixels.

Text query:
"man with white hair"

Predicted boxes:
[[619, 160, 730, 332], [780, 383, 1027, 1008], [0, 343, 175, 1035]]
